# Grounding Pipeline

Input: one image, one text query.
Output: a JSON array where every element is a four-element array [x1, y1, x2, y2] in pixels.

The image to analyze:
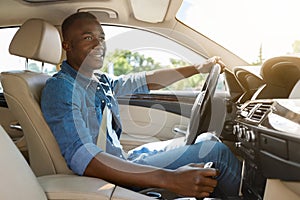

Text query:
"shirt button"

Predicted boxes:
[[97, 86, 100, 90], [101, 100, 105, 103]]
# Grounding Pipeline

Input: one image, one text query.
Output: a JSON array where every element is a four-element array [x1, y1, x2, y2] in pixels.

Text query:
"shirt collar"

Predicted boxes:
[[61, 61, 97, 88]]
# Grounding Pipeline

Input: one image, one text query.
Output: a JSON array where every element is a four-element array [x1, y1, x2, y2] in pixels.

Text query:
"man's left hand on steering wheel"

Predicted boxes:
[[195, 56, 226, 74]]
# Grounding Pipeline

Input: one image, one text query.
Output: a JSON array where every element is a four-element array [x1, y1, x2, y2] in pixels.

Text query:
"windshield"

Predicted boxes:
[[177, 0, 300, 65]]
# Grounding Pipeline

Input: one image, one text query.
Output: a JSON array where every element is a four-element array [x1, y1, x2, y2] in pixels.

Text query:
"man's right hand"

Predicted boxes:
[[85, 153, 220, 198], [163, 163, 219, 198]]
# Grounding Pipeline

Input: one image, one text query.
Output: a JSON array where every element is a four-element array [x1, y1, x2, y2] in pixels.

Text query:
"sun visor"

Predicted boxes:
[[130, 0, 170, 23]]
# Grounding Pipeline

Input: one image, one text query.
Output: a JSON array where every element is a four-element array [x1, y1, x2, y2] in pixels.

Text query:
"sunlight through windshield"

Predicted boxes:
[[177, 0, 300, 65]]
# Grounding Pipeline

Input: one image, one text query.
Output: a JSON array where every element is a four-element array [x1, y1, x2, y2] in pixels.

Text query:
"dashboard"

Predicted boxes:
[[234, 99, 300, 199], [233, 66, 265, 103]]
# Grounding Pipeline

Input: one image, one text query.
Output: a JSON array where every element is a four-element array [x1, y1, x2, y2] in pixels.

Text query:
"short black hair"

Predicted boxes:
[[61, 12, 97, 40]]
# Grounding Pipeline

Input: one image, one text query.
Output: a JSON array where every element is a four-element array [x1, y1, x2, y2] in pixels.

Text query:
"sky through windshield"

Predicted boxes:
[[177, 0, 300, 64]]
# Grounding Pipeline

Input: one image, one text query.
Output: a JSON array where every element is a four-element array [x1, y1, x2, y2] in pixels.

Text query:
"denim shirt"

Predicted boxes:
[[41, 61, 149, 175]]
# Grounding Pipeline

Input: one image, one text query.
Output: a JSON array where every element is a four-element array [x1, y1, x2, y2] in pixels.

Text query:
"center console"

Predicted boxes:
[[233, 99, 300, 199]]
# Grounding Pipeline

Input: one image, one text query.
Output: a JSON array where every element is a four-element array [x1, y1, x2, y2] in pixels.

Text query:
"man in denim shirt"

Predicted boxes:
[[41, 12, 241, 198]]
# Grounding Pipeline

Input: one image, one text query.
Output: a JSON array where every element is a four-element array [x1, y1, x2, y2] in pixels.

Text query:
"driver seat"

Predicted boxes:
[[1, 70, 71, 176], [2, 18, 71, 176], [1, 18, 151, 200]]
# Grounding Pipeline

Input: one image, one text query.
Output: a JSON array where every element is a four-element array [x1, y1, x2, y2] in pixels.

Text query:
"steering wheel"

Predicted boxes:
[[185, 64, 221, 145]]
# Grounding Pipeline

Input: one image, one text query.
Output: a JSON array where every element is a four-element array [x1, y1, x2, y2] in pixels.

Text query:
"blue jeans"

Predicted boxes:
[[131, 140, 241, 197]]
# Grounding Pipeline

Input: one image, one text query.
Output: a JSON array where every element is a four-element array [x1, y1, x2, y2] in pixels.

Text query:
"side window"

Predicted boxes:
[[0, 27, 57, 92], [26, 60, 57, 75], [102, 25, 226, 92]]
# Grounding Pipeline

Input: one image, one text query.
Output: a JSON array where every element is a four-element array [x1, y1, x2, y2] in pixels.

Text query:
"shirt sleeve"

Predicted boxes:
[[41, 76, 102, 175], [110, 71, 150, 97], [70, 143, 102, 175]]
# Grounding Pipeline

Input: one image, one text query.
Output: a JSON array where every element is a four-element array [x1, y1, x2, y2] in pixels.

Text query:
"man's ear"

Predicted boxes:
[[62, 41, 71, 51]]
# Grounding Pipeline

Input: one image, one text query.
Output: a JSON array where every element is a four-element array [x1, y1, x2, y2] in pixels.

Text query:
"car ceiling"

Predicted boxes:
[[0, 0, 179, 27], [0, 0, 248, 68]]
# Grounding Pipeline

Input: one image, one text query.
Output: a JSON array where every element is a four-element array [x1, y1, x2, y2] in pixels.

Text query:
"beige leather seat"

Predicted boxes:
[[2, 70, 72, 176], [0, 125, 151, 200], [256, 56, 300, 99], [0, 125, 47, 200], [2, 18, 71, 176], [1, 18, 151, 200]]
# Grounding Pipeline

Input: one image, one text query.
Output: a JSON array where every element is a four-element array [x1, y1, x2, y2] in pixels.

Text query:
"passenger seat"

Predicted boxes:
[[0, 125, 152, 199], [0, 125, 47, 200]]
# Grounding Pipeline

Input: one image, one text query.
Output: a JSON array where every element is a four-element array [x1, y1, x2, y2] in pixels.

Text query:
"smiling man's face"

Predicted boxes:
[[63, 17, 106, 76]]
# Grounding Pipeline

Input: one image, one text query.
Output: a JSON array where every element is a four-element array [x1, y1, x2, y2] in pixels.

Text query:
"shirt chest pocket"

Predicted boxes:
[[86, 107, 101, 138]]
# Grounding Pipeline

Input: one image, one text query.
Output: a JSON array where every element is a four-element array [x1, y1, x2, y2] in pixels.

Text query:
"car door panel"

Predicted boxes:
[[118, 91, 229, 151], [119, 104, 189, 151], [118, 93, 194, 150]]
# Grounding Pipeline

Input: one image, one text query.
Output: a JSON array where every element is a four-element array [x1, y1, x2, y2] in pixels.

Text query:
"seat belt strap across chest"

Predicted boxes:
[[97, 106, 107, 151]]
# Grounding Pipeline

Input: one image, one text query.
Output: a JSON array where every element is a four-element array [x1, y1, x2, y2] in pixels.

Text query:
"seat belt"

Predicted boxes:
[[96, 105, 127, 158], [97, 106, 107, 151]]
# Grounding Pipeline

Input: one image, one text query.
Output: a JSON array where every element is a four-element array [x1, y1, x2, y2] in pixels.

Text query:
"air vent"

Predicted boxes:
[[249, 102, 273, 122], [240, 101, 273, 123], [245, 103, 256, 111], [240, 103, 256, 118]]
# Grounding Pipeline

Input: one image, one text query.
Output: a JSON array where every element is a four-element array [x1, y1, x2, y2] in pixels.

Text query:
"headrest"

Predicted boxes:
[[9, 18, 62, 65], [260, 56, 300, 88]]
